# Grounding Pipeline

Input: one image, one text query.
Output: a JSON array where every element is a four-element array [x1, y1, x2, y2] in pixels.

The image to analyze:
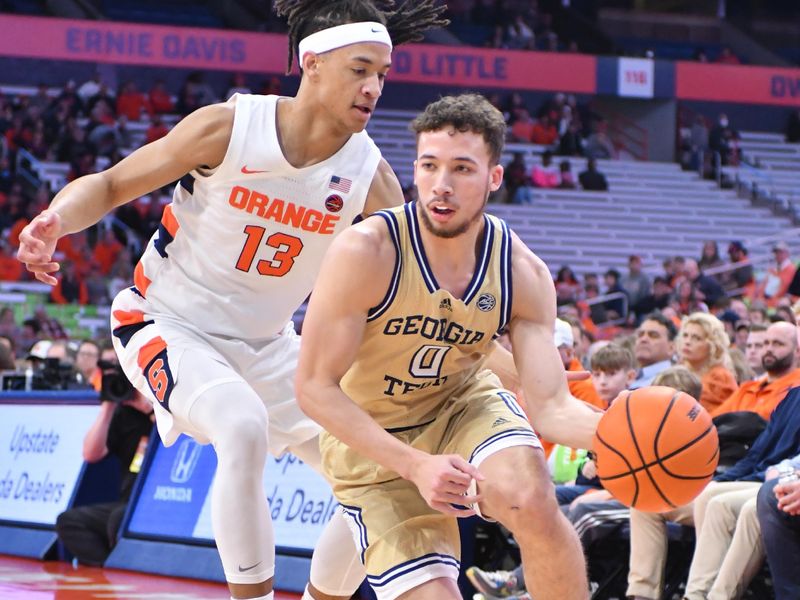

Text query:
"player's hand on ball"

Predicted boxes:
[[409, 453, 484, 517], [17, 210, 63, 285]]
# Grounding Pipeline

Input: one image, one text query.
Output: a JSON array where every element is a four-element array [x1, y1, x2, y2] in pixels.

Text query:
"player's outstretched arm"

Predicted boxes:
[[17, 102, 234, 284], [507, 236, 602, 450], [296, 219, 482, 516]]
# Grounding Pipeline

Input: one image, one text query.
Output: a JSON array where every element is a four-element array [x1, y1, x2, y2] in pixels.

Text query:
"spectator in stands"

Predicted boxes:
[[225, 73, 252, 100], [178, 71, 218, 115], [757, 456, 800, 600], [46, 339, 76, 369], [144, 114, 169, 145], [148, 79, 175, 115], [0, 238, 23, 281], [785, 108, 800, 143], [509, 108, 536, 142], [558, 120, 583, 156], [741, 322, 768, 377], [77, 73, 104, 103], [630, 311, 677, 389], [503, 92, 527, 124], [50, 261, 88, 305], [558, 160, 576, 189], [688, 115, 709, 171], [775, 303, 797, 325], [757, 241, 797, 307], [723, 240, 754, 295], [671, 278, 707, 316], [622, 254, 651, 313], [698, 240, 724, 273], [602, 268, 627, 317], [115, 81, 151, 122], [531, 150, 560, 188], [504, 151, 532, 204], [530, 113, 558, 146], [85, 83, 117, 117], [28, 83, 52, 114], [578, 158, 608, 191], [56, 120, 92, 163], [709, 113, 739, 166], [713, 321, 800, 420], [555, 266, 582, 305], [55, 342, 153, 566], [627, 384, 800, 600], [54, 80, 83, 118], [85, 260, 111, 306], [584, 119, 615, 160], [107, 252, 133, 302], [684, 257, 726, 308], [74, 339, 100, 388], [506, 13, 535, 50], [0, 307, 22, 353], [632, 276, 672, 320], [716, 45, 741, 65], [677, 312, 738, 411], [0, 339, 15, 369]]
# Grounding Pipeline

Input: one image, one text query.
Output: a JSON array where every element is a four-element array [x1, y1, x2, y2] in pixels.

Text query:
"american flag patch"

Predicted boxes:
[[329, 175, 352, 193]]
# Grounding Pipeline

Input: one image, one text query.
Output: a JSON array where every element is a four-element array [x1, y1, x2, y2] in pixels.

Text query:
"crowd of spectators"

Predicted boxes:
[[468, 299, 800, 599], [446, 0, 576, 53], [0, 72, 283, 309], [484, 90, 615, 203]]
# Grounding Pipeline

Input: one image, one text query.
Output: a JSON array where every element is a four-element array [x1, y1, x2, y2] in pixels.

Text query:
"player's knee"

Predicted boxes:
[[487, 479, 558, 532], [213, 413, 268, 465]]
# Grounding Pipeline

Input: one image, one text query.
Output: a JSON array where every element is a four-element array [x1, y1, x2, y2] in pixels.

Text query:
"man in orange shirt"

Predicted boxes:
[[714, 321, 800, 420]]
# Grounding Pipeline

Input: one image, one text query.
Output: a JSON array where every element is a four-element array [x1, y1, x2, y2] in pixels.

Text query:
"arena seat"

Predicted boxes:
[[367, 110, 799, 277]]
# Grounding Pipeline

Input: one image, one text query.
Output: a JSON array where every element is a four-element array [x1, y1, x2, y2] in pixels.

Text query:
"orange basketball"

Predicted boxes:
[[593, 386, 719, 513]]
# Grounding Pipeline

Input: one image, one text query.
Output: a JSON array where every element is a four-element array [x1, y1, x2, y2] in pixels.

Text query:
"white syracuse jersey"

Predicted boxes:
[[133, 94, 382, 339]]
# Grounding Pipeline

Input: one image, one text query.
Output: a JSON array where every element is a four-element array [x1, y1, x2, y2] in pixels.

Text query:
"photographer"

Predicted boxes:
[[55, 341, 154, 566]]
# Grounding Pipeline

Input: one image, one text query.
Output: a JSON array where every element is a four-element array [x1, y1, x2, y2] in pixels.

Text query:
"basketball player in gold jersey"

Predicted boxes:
[[296, 94, 603, 600]]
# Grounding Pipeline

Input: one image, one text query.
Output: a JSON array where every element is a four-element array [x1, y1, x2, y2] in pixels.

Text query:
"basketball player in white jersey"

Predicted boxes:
[[16, 3, 447, 599], [296, 94, 604, 600]]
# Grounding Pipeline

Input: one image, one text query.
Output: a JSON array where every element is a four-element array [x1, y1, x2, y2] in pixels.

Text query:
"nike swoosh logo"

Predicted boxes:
[[238, 561, 262, 572], [371, 28, 381, 32], [241, 166, 269, 175]]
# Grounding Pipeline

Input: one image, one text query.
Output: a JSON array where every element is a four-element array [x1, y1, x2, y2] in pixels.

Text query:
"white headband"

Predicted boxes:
[[298, 21, 393, 65]]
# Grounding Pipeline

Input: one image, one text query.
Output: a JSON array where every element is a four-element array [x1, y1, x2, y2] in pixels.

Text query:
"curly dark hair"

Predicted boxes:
[[410, 94, 507, 165], [273, 0, 448, 74]]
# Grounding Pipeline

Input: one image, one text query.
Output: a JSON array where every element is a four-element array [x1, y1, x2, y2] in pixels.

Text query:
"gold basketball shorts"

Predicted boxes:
[[320, 371, 542, 600]]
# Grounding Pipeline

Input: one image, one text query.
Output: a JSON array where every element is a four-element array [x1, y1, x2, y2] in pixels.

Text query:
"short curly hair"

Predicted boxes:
[[677, 312, 731, 370], [410, 94, 507, 165]]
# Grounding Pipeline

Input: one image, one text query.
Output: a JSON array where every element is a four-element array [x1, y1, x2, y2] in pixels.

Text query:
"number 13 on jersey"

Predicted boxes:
[[236, 225, 304, 277]]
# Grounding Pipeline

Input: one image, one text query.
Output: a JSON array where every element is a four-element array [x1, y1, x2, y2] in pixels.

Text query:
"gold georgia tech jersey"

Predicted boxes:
[[340, 201, 513, 431]]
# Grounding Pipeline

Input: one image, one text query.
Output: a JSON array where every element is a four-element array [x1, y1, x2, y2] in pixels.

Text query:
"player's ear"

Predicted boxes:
[[626, 369, 637, 385], [488, 164, 503, 192], [302, 52, 322, 79]]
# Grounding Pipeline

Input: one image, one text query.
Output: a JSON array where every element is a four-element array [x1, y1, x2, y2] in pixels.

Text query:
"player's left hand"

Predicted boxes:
[[408, 453, 484, 517]]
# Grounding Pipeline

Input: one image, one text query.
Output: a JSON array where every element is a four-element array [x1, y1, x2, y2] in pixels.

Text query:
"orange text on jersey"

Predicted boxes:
[[228, 186, 340, 235]]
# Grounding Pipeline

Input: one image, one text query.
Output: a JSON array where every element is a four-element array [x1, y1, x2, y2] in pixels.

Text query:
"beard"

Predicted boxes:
[[763, 352, 794, 373], [418, 186, 490, 239]]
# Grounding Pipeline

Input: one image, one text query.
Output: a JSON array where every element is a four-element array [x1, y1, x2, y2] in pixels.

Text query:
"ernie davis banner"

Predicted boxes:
[[0, 403, 100, 525], [127, 437, 336, 553]]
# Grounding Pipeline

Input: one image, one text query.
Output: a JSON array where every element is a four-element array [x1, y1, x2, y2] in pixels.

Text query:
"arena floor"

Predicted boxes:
[[0, 555, 302, 599]]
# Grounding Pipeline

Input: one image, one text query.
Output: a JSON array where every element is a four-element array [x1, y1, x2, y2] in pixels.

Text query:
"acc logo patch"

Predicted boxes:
[[325, 194, 344, 213], [477, 293, 496, 312]]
